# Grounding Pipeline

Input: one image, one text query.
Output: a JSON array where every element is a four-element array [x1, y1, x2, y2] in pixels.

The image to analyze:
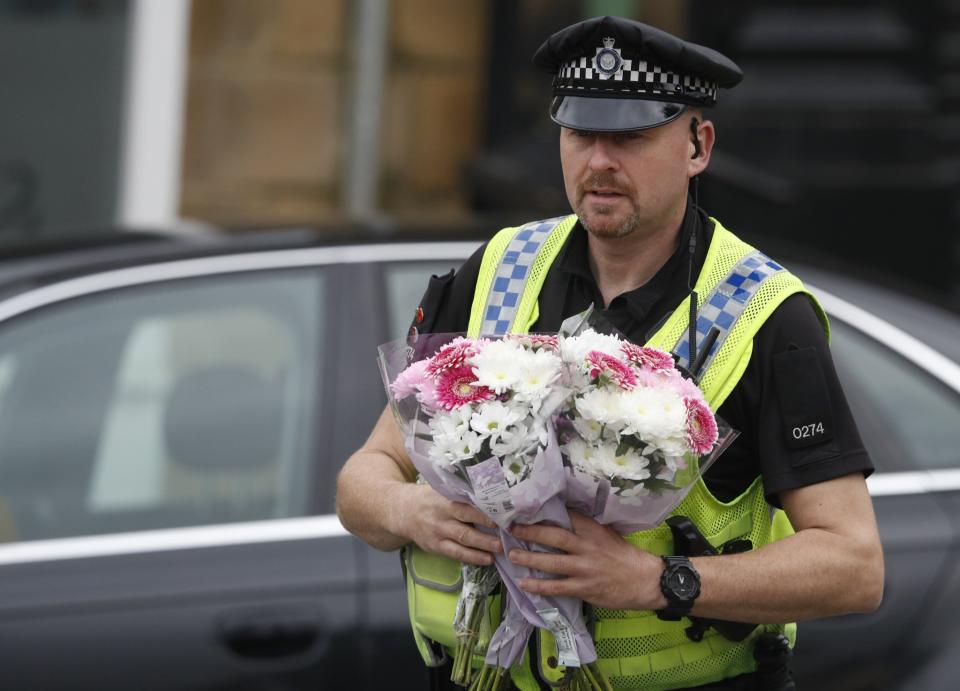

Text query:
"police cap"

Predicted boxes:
[[532, 16, 743, 132]]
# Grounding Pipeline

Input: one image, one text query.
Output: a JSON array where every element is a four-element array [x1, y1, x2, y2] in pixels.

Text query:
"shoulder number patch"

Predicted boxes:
[[772, 346, 836, 454], [792, 422, 826, 441]]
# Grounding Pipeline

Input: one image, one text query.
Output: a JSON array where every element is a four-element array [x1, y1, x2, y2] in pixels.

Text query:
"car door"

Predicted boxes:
[[0, 260, 362, 691], [791, 291, 960, 691]]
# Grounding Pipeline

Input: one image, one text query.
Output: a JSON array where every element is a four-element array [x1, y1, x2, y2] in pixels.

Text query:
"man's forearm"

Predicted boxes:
[[511, 524, 883, 622], [689, 526, 884, 623], [336, 448, 414, 552], [509, 474, 884, 622]]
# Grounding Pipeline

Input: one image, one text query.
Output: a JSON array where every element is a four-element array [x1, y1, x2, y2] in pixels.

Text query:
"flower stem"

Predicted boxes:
[[466, 664, 511, 691], [451, 593, 487, 686], [584, 662, 614, 691]]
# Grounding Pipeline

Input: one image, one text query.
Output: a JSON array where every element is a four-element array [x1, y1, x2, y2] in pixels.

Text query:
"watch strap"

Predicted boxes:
[[657, 555, 700, 621]]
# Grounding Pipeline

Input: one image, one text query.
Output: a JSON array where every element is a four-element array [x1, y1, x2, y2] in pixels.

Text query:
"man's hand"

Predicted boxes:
[[338, 407, 500, 565], [390, 483, 502, 566], [508, 510, 665, 610]]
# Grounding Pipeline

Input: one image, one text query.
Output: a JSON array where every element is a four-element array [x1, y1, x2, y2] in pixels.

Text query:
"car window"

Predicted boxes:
[[829, 318, 960, 472], [0, 269, 323, 542], [384, 261, 462, 339]]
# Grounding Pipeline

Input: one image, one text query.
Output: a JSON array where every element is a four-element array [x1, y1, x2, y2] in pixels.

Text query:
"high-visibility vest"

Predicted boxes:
[[402, 215, 828, 690]]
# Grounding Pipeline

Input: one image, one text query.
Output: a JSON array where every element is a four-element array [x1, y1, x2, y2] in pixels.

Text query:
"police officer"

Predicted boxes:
[[337, 16, 884, 690]]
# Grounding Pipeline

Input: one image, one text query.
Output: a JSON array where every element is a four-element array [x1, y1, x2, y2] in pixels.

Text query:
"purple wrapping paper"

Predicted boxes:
[[564, 463, 698, 534], [407, 421, 598, 669], [561, 417, 740, 535]]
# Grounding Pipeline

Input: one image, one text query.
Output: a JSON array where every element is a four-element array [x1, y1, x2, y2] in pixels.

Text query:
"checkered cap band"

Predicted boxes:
[[555, 55, 718, 104], [480, 216, 568, 336], [673, 251, 785, 372]]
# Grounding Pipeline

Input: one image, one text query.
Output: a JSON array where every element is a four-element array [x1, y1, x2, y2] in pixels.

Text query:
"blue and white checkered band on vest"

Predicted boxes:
[[673, 250, 785, 372], [480, 216, 568, 336]]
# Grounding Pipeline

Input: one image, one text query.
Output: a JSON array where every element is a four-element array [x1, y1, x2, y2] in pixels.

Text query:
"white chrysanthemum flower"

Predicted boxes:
[[619, 483, 651, 499], [429, 408, 483, 464], [470, 400, 524, 442], [427, 436, 451, 465], [560, 330, 623, 366], [471, 339, 525, 393], [490, 420, 529, 456], [456, 430, 484, 458], [589, 445, 616, 475], [428, 427, 483, 464], [620, 387, 686, 440], [501, 455, 530, 486], [596, 446, 651, 481], [514, 349, 562, 401], [562, 437, 591, 467], [429, 407, 471, 440], [531, 420, 551, 448], [572, 415, 603, 442], [576, 388, 628, 429], [653, 436, 689, 458]]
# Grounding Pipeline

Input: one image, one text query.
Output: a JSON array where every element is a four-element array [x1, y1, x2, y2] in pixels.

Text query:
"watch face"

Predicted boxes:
[[666, 565, 700, 600]]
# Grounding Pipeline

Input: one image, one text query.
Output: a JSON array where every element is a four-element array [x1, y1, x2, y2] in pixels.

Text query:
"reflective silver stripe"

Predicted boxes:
[[479, 217, 567, 335], [0, 473, 954, 567], [673, 250, 785, 371], [811, 286, 960, 396], [0, 242, 482, 326], [0, 515, 349, 565], [867, 470, 960, 496]]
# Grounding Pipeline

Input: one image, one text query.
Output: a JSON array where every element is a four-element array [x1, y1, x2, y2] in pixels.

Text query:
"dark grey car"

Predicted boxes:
[[0, 232, 957, 690]]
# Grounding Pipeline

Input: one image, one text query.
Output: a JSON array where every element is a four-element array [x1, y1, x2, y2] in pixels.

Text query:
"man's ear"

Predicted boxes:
[[688, 117, 715, 177], [690, 118, 702, 159]]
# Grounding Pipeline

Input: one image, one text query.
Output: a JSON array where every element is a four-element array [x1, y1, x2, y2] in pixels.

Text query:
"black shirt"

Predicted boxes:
[[412, 205, 873, 506]]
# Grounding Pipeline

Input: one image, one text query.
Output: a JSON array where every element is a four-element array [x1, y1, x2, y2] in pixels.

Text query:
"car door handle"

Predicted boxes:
[[218, 607, 326, 659]]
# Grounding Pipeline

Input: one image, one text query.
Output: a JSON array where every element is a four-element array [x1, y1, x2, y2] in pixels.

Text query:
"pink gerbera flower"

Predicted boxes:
[[685, 398, 719, 454], [621, 342, 676, 373], [585, 350, 638, 390], [426, 338, 478, 378], [509, 334, 559, 351], [435, 365, 495, 410], [390, 359, 430, 400]]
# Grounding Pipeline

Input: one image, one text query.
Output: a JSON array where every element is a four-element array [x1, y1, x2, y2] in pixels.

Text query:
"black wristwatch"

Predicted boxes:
[[656, 556, 701, 621]]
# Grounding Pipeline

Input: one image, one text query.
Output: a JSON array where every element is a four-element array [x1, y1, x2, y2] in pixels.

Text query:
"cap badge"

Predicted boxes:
[[595, 37, 623, 79]]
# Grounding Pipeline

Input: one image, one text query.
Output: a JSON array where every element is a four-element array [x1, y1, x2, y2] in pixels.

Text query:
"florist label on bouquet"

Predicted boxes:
[[537, 607, 581, 668], [466, 458, 515, 517]]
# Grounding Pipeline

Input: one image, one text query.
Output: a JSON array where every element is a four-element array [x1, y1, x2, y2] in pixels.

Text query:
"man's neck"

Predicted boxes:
[[586, 202, 688, 308]]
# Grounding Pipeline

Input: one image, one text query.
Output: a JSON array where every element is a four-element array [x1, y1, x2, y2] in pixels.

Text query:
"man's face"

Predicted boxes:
[[560, 113, 695, 240]]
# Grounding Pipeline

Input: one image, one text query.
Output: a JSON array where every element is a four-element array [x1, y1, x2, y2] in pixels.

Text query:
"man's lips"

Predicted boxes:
[[584, 189, 626, 199]]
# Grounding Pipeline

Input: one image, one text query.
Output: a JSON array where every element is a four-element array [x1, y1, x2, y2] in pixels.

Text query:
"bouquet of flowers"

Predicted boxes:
[[379, 333, 603, 690], [556, 323, 738, 534]]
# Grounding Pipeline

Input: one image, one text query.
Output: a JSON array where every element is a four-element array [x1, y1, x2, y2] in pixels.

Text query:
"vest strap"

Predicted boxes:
[[673, 250, 786, 372], [478, 216, 569, 336]]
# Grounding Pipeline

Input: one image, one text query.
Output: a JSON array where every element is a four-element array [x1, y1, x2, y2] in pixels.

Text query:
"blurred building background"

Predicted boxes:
[[1, 0, 959, 306]]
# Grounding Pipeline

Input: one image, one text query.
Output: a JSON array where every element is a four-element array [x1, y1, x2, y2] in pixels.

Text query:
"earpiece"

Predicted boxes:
[[690, 117, 702, 159]]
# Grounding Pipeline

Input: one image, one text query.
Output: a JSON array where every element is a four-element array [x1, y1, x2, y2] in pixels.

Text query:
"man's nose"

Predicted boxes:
[[586, 136, 619, 171]]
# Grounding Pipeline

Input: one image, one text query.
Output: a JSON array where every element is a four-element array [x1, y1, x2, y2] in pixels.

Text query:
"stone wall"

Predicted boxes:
[[181, 0, 346, 226], [180, 0, 489, 227]]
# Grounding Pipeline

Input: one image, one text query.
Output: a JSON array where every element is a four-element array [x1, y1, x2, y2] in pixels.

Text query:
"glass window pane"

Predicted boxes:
[[829, 319, 960, 472], [384, 262, 461, 339], [0, 269, 323, 542]]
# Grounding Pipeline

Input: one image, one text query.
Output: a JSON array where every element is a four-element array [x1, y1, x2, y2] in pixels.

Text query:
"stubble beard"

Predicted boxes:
[[575, 200, 644, 240], [573, 172, 644, 239]]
